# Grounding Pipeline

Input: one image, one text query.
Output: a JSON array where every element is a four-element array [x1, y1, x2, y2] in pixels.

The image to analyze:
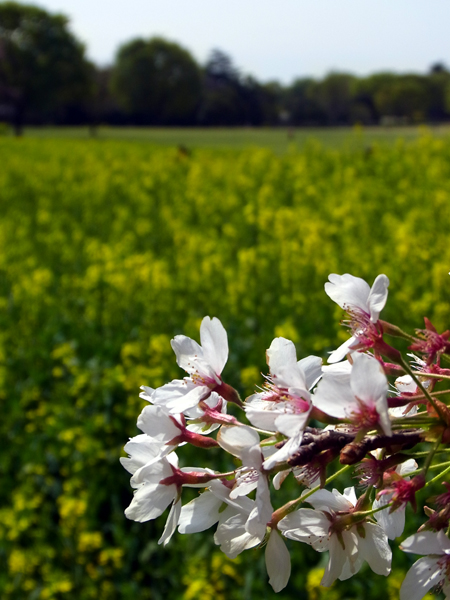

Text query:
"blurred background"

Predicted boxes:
[[1, 1, 450, 599], [1, 0, 450, 136]]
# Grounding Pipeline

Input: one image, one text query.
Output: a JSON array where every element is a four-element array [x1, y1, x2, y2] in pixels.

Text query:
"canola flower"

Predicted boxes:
[[5, 136, 450, 599], [123, 272, 450, 596]]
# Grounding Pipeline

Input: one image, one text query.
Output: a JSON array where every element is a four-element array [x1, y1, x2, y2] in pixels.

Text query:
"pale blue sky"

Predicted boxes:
[[25, 0, 450, 83]]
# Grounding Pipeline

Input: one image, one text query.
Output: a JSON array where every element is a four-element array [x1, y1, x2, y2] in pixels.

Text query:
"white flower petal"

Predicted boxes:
[[342, 487, 357, 507], [327, 336, 358, 364], [350, 353, 388, 406], [358, 522, 392, 575], [401, 530, 450, 555], [171, 335, 203, 372], [398, 459, 418, 477], [376, 396, 392, 436], [137, 405, 181, 441], [214, 512, 262, 558], [275, 410, 310, 439], [322, 360, 352, 377], [199, 316, 228, 375], [373, 493, 405, 540], [166, 384, 210, 414], [312, 373, 357, 418], [230, 478, 258, 498], [158, 499, 181, 546], [339, 556, 363, 581], [337, 530, 361, 580], [307, 488, 352, 512], [120, 434, 164, 474], [151, 378, 206, 413], [125, 482, 175, 522], [266, 530, 291, 592], [279, 508, 330, 540], [395, 375, 416, 394], [325, 273, 371, 314], [139, 385, 155, 401], [298, 355, 323, 389], [367, 274, 389, 322], [244, 398, 278, 431], [246, 476, 272, 537], [267, 337, 298, 374], [131, 454, 174, 486], [321, 532, 348, 587], [273, 469, 290, 490], [178, 491, 223, 533], [276, 366, 309, 393], [209, 480, 255, 514], [400, 556, 443, 600], [217, 425, 260, 459]]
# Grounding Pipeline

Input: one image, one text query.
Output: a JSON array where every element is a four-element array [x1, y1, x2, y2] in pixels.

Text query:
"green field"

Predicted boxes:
[[1, 134, 450, 599], [19, 123, 450, 152]]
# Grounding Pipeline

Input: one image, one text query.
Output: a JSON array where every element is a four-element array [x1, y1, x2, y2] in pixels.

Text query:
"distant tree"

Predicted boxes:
[[89, 66, 125, 127], [426, 64, 450, 121], [197, 49, 245, 125], [285, 78, 327, 125], [0, 2, 93, 134], [258, 81, 284, 125], [430, 62, 448, 75], [351, 77, 379, 125], [315, 73, 356, 125], [427, 69, 450, 121], [373, 75, 430, 123], [110, 37, 202, 125]]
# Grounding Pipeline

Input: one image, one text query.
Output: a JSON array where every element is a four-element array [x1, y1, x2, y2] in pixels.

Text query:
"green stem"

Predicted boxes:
[[391, 418, 438, 426], [407, 460, 450, 478], [271, 464, 351, 524], [422, 436, 443, 477], [412, 371, 450, 381], [404, 450, 450, 457], [403, 389, 450, 401], [401, 358, 447, 421], [424, 464, 450, 487], [355, 501, 395, 519]]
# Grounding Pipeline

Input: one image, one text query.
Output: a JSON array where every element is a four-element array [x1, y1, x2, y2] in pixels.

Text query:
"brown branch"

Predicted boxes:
[[286, 427, 424, 467]]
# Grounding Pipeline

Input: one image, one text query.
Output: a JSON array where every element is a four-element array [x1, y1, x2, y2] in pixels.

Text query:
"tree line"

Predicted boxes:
[[1, 1, 450, 134]]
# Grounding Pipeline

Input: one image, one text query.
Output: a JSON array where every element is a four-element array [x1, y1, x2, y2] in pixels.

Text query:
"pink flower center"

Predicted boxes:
[[261, 380, 310, 414], [410, 328, 450, 364], [191, 371, 219, 388], [344, 306, 381, 347], [350, 400, 379, 430], [436, 554, 450, 580], [435, 483, 450, 508]]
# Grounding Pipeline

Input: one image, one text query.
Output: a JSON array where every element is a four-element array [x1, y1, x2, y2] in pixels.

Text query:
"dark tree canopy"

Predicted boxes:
[[0, 7, 448, 130], [110, 37, 202, 125], [198, 49, 271, 126], [0, 2, 93, 133]]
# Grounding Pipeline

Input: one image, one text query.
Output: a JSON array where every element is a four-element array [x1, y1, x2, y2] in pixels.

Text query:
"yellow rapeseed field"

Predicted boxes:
[[1, 135, 450, 599]]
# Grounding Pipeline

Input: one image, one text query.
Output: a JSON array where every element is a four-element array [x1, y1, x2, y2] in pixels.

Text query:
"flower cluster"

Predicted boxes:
[[122, 274, 450, 596]]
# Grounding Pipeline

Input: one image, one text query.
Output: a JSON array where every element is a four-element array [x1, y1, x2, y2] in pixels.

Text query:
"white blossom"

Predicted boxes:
[[313, 353, 391, 435], [279, 486, 391, 586], [372, 458, 418, 539], [245, 337, 320, 468], [217, 425, 273, 535], [325, 273, 389, 363], [400, 531, 450, 600], [140, 316, 229, 414]]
